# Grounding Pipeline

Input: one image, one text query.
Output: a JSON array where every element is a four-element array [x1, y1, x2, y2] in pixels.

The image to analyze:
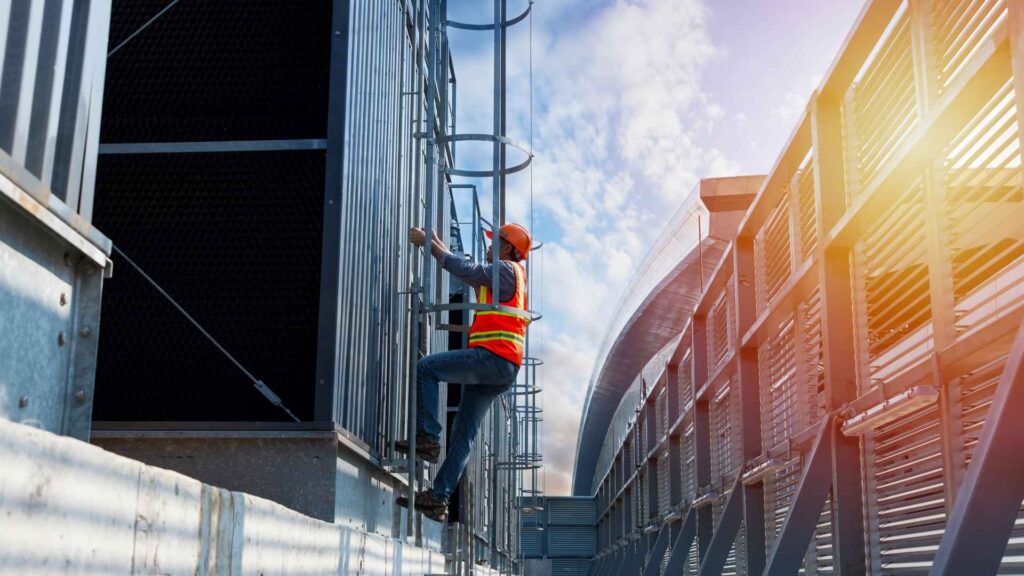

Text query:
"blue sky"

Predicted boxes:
[[445, 0, 865, 495]]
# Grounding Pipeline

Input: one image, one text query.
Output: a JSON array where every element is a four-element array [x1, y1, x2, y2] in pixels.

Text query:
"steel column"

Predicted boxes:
[[734, 235, 766, 574], [316, 0, 354, 423], [811, 92, 866, 575]]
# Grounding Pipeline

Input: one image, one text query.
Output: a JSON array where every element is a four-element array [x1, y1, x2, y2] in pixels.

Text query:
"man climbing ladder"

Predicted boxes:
[[396, 223, 533, 522]]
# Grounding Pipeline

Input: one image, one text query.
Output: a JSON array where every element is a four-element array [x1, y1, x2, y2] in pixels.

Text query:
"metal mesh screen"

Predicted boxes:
[[102, 0, 331, 143], [92, 151, 324, 421]]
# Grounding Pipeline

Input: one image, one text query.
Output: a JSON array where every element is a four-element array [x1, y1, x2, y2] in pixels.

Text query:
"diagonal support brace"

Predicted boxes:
[[930, 319, 1024, 575], [698, 476, 744, 576], [663, 507, 698, 575], [762, 415, 834, 575]]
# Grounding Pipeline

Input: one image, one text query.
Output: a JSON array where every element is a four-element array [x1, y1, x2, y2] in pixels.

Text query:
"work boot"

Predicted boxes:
[[394, 433, 441, 463], [395, 490, 448, 522]]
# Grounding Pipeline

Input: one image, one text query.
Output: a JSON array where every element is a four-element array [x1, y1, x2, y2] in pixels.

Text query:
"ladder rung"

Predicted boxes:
[[437, 323, 471, 333]]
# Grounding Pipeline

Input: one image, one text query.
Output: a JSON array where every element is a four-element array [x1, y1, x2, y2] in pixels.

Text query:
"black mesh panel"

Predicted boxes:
[[92, 151, 325, 421], [101, 0, 332, 143]]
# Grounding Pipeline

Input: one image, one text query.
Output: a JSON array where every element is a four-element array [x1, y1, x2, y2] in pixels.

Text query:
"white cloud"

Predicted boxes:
[[450, 0, 731, 495]]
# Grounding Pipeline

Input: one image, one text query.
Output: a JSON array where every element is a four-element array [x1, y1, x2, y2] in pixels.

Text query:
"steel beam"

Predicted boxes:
[[315, 0, 353, 423], [762, 416, 834, 575], [663, 507, 697, 575], [811, 91, 866, 575], [733, 236, 766, 574], [697, 477, 743, 576], [98, 139, 328, 154], [930, 319, 1024, 575]]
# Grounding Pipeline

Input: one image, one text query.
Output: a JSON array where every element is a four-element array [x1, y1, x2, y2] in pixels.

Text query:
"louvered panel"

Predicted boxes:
[[756, 194, 793, 311], [864, 404, 947, 575], [932, 0, 1007, 92], [658, 450, 671, 516], [549, 498, 595, 525], [851, 9, 917, 191], [656, 388, 667, 440], [638, 412, 648, 462], [855, 181, 931, 393], [552, 559, 592, 576], [638, 469, 648, 527], [797, 155, 818, 263], [519, 529, 542, 557], [944, 78, 1024, 337], [624, 437, 633, 480], [760, 318, 799, 450], [711, 378, 742, 488], [679, 350, 694, 416], [635, 428, 642, 467], [549, 526, 597, 558], [684, 536, 699, 575], [709, 282, 735, 371], [955, 356, 1024, 572], [801, 288, 828, 427], [682, 417, 696, 503], [804, 495, 835, 574], [721, 532, 741, 576], [764, 455, 804, 556]]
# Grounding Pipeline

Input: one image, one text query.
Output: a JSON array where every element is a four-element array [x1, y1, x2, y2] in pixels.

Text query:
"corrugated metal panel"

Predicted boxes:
[[518, 529, 542, 558], [0, 0, 110, 215], [548, 498, 595, 525], [551, 558, 591, 576], [548, 526, 596, 558]]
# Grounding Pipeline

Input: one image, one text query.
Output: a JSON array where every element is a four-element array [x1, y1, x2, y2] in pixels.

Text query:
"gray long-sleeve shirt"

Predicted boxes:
[[440, 253, 518, 303]]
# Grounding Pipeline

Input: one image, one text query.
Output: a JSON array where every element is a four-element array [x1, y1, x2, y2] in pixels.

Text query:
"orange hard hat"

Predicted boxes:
[[486, 223, 532, 260]]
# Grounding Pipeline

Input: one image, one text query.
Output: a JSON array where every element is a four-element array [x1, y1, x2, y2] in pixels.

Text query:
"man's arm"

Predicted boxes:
[[408, 227, 516, 299], [408, 227, 451, 260]]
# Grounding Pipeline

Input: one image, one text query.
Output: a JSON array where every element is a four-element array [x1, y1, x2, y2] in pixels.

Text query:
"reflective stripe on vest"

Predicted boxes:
[[468, 260, 528, 366]]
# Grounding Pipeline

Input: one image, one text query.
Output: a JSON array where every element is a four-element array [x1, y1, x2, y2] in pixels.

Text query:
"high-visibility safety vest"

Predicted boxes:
[[468, 260, 529, 366]]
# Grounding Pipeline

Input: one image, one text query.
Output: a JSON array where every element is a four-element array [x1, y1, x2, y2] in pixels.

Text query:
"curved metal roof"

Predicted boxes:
[[571, 176, 761, 496]]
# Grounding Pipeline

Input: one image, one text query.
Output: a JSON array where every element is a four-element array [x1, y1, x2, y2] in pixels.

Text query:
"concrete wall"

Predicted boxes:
[[92, 432, 339, 523], [0, 419, 446, 575]]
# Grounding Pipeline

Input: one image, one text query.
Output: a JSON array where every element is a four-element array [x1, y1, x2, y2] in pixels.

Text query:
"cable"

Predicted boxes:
[[111, 245, 301, 422], [107, 0, 183, 58]]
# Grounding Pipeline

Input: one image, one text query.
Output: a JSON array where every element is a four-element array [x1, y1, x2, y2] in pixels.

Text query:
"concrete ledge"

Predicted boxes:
[[0, 419, 446, 575]]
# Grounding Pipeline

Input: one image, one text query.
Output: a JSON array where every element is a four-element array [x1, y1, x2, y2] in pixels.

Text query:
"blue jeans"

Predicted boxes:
[[416, 347, 518, 501]]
